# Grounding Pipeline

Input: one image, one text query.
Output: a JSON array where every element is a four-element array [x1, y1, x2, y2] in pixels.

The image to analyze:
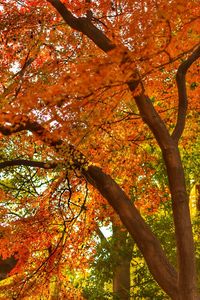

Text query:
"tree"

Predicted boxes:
[[0, 0, 199, 299]]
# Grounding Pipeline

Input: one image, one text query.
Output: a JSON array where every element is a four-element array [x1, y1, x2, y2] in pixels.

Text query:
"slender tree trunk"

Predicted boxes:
[[112, 226, 134, 300], [113, 260, 131, 300], [196, 185, 200, 213], [97, 225, 133, 299], [163, 146, 197, 300], [49, 276, 60, 300]]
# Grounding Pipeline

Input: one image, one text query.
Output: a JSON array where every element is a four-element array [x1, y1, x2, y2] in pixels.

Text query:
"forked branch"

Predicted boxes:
[[47, 0, 115, 52]]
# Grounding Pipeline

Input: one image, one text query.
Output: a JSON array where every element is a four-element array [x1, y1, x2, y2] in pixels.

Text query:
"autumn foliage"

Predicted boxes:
[[0, 0, 199, 299]]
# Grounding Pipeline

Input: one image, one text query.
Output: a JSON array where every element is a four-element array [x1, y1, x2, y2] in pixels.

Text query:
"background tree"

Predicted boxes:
[[0, 0, 199, 299]]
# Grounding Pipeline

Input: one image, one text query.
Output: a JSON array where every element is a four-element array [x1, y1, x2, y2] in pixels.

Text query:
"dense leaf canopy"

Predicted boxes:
[[0, 0, 199, 299]]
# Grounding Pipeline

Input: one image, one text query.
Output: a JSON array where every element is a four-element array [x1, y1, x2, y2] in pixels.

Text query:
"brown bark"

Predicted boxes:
[[163, 147, 197, 300], [113, 261, 131, 300], [196, 185, 200, 213], [47, 0, 115, 52], [0, 159, 57, 170], [0, 256, 18, 280], [172, 45, 200, 142], [83, 166, 178, 299], [134, 94, 198, 299], [0, 153, 178, 297], [112, 227, 133, 300], [49, 277, 60, 300], [97, 225, 133, 299]]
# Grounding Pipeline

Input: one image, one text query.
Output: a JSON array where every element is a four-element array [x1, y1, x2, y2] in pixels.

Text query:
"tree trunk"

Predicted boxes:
[[112, 226, 133, 300], [134, 94, 198, 300], [49, 276, 60, 300], [113, 260, 131, 300], [164, 146, 197, 300], [196, 185, 200, 213]]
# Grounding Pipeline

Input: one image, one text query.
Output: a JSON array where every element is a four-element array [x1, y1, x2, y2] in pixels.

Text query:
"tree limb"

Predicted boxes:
[[0, 159, 57, 170], [84, 165, 178, 298], [0, 117, 178, 298], [171, 44, 200, 142], [47, 0, 115, 52], [134, 94, 172, 150], [0, 256, 18, 281], [95, 227, 111, 252], [0, 117, 62, 147]]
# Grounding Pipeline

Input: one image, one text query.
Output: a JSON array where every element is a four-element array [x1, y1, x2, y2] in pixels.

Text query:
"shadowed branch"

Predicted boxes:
[[0, 159, 57, 170], [172, 45, 200, 142], [47, 0, 115, 52]]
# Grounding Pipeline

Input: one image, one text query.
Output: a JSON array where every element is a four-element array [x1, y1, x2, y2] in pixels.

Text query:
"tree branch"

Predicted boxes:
[[95, 227, 111, 252], [0, 116, 62, 147], [0, 256, 18, 280], [171, 45, 200, 142], [83, 165, 178, 298], [47, 0, 115, 52], [134, 94, 173, 150], [0, 116, 178, 297], [0, 159, 57, 170], [47, 0, 140, 91]]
